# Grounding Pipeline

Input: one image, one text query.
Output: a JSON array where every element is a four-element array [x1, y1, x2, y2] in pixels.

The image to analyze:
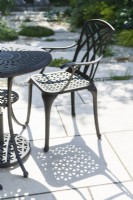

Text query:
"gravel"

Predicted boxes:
[[102, 45, 133, 63]]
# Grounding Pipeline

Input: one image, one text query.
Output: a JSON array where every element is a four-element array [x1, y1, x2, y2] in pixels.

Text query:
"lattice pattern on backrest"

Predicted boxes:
[[70, 19, 115, 81]]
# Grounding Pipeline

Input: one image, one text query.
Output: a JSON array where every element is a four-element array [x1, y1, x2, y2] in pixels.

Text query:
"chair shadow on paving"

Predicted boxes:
[[0, 128, 57, 199], [25, 117, 133, 200], [0, 173, 56, 199]]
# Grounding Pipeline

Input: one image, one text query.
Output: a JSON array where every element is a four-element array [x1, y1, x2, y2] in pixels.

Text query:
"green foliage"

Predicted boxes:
[[82, 1, 116, 24], [0, 0, 15, 16], [0, 25, 18, 41], [93, 0, 133, 7], [83, 2, 101, 21], [104, 47, 114, 57], [69, 0, 115, 28], [0, 0, 17, 41], [117, 30, 133, 47], [45, 38, 56, 42], [110, 75, 131, 81], [23, 17, 31, 22], [99, 2, 116, 22], [69, 0, 98, 27], [114, 8, 133, 30], [68, 0, 133, 30], [104, 1, 133, 29], [50, 57, 71, 67], [19, 25, 54, 37]]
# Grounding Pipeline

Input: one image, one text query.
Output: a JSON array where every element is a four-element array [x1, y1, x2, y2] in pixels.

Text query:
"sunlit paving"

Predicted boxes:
[[0, 0, 133, 199]]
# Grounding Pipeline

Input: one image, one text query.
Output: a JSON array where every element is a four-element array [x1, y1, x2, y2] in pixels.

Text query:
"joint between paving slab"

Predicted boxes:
[[104, 134, 133, 180], [56, 105, 68, 136]]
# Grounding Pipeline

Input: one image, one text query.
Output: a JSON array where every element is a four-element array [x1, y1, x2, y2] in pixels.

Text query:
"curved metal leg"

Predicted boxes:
[[0, 184, 3, 190], [0, 107, 4, 144], [8, 77, 29, 178], [42, 93, 57, 152], [71, 91, 75, 116], [25, 80, 33, 126], [89, 84, 101, 139], [11, 106, 25, 127]]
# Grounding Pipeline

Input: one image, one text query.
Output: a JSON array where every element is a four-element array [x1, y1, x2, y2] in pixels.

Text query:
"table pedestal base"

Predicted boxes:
[[0, 134, 30, 167]]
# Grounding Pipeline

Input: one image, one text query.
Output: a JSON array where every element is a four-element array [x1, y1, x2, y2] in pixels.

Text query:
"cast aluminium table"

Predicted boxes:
[[0, 44, 52, 180]]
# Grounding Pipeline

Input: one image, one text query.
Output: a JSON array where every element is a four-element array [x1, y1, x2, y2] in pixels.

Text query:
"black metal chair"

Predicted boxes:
[[25, 19, 115, 152]]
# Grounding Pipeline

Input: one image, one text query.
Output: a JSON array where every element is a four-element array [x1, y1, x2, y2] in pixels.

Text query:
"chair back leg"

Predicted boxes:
[[89, 85, 101, 139], [42, 93, 58, 152]]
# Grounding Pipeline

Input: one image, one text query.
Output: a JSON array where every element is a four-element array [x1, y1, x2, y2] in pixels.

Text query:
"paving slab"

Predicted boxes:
[[0, 135, 130, 199], [2, 105, 67, 141], [96, 62, 133, 79], [12, 78, 133, 107], [1, 11, 133, 199], [78, 80, 133, 103], [11, 85, 82, 109], [9, 188, 92, 200], [105, 130, 133, 178], [90, 181, 133, 200], [1, 84, 133, 198], [57, 99, 133, 136], [2, 79, 133, 139]]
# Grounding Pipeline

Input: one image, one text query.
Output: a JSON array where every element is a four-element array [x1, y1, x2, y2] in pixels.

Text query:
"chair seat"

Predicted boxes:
[[31, 71, 90, 93]]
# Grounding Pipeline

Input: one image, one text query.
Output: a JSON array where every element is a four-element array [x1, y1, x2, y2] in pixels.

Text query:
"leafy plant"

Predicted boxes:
[[83, 2, 101, 21], [0, 0, 15, 16], [117, 30, 133, 47], [0, 0, 18, 41], [0, 25, 18, 41], [45, 38, 56, 42], [68, 0, 133, 31], [104, 47, 114, 57], [50, 57, 71, 67], [114, 8, 133, 29], [99, 2, 116, 22], [19, 25, 54, 37], [69, 0, 96, 28], [23, 17, 31, 22]]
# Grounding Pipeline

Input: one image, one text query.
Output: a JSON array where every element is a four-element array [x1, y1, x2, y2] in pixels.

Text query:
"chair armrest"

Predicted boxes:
[[41, 42, 77, 52], [39, 42, 77, 73], [60, 55, 103, 69], [59, 55, 103, 92]]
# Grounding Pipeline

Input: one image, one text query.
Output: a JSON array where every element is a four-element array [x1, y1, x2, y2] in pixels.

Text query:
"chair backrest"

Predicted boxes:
[[70, 19, 115, 81]]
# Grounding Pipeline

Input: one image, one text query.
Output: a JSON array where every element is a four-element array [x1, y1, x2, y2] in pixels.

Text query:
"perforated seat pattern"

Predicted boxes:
[[31, 71, 90, 93]]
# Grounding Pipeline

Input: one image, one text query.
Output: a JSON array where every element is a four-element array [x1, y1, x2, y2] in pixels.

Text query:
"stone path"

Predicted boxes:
[[0, 11, 133, 199], [5, 11, 133, 83]]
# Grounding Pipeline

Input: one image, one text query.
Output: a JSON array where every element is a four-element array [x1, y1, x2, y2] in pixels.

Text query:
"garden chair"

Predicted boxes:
[[25, 19, 115, 152]]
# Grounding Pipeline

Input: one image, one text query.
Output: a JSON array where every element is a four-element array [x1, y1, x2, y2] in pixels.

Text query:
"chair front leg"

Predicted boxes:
[[25, 80, 33, 126], [71, 91, 75, 116], [42, 93, 58, 152], [89, 84, 101, 139]]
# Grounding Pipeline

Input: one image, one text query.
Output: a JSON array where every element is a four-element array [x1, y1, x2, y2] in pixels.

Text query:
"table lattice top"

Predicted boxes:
[[0, 44, 52, 78]]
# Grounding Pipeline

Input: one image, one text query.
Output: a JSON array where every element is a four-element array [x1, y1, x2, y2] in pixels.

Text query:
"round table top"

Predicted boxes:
[[0, 44, 52, 78]]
